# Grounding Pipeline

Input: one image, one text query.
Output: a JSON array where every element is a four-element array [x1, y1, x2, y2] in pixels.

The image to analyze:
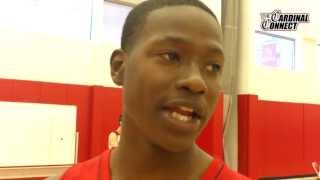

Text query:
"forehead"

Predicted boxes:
[[138, 5, 223, 48]]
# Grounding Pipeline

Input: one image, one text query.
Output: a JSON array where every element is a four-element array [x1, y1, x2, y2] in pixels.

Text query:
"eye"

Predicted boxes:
[[161, 52, 180, 62], [205, 63, 221, 73]]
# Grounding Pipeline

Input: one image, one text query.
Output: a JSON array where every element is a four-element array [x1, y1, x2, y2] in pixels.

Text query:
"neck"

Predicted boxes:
[[110, 122, 209, 179]]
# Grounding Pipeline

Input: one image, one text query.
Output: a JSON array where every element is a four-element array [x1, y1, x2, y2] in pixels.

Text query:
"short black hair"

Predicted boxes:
[[121, 0, 218, 52]]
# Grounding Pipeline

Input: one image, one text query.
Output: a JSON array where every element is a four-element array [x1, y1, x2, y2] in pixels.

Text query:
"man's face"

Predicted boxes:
[[121, 6, 224, 152]]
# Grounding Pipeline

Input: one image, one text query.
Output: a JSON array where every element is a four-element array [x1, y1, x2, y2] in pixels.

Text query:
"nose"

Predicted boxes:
[[176, 63, 208, 94]]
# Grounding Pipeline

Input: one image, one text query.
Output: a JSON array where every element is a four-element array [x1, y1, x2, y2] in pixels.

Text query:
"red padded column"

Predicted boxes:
[[238, 94, 263, 179], [196, 94, 224, 160]]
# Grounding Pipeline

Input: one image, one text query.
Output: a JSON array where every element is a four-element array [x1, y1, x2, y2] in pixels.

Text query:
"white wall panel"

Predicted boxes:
[[0, 102, 77, 166]]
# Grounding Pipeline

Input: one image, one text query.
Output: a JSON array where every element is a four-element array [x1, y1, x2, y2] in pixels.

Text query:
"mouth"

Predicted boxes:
[[165, 105, 202, 122], [161, 102, 204, 133]]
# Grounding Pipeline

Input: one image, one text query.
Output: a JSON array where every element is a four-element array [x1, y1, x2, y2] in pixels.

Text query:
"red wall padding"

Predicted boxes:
[[0, 78, 224, 163], [89, 86, 122, 157], [64, 84, 92, 162], [304, 104, 320, 172], [238, 95, 320, 179], [196, 94, 224, 159]]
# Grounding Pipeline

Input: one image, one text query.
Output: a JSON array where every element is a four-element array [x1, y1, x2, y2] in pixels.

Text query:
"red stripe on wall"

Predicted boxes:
[[0, 78, 14, 100], [13, 80, 42, 102], [40, 83, 68, 104], [65, 85, 92, 162]]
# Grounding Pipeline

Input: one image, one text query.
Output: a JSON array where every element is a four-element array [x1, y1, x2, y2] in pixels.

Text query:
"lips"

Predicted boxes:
[[160, 104, 202, 133], [159, 100, 206, 133], [170, 111, 192, 122], [163, 102, 204, 120]]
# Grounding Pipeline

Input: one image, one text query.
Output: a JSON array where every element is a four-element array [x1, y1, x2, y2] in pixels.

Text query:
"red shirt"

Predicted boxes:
[[61, 150, 250, 180]]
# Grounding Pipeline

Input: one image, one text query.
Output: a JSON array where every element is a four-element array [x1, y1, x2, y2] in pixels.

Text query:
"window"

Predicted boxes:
[[255, 31, 296, 70], [102, 1, 132, 45], [0, 0, 92, 40]]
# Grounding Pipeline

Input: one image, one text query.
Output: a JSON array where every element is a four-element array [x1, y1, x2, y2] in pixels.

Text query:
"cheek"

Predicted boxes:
[[207, 81, 221, 107], [139, 60, 175, 93], [123, 63, 144, 115], [123, 61, 168, 113]]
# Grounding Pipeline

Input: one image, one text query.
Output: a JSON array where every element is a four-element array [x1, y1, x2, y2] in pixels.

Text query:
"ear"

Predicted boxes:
[[110, 49, 127, 86]]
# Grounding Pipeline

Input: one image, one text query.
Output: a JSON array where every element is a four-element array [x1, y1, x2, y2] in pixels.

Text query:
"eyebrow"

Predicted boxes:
[[150, 35, 224, 54], [157, 35, 191, 44], [207, 43, 224, 55]]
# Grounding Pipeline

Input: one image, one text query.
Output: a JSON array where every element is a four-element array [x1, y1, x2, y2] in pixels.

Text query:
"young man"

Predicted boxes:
[[60, 0, 250, 179]]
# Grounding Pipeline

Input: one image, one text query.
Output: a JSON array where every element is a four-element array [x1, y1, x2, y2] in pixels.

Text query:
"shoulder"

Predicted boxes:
[[60, 150, 109, 180], [217, 162, 251, 180], [202, 158, 251, 180]]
